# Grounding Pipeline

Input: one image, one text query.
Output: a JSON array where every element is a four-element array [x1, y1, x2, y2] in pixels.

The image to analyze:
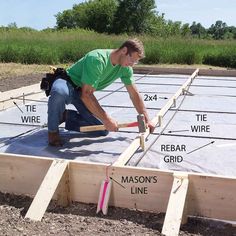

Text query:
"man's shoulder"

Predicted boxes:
[[121, 65, 133, 74], [87, 49, 111, 60], [83, 49, 110, 67]]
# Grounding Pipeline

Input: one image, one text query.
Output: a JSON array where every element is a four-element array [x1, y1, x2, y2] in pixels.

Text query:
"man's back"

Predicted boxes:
[[67, 49, 133, 90]]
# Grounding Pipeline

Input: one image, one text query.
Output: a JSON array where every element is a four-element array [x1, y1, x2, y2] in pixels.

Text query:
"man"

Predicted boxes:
[[48, 38, 155, 146]]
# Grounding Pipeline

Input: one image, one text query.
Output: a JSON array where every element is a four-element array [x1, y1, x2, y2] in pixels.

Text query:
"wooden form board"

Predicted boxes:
[[0, 153, 51, 195], [113, 69, 199, 167], [0, 83, 43, 111], [69, 161, 173, 212], [0, 153, 236, 222], [188, 175, 236, 221], [153, 68, 199, 125], [134, 66, 236, 77]]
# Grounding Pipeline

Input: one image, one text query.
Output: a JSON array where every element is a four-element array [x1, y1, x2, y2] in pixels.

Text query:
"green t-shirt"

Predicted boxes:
[[66, 49, 134, 91]]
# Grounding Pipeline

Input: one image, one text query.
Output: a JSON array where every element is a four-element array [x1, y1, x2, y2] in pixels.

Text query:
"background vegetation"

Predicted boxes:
[[0, 0, 235, 68], [55, 0, 236, 40], [0, 28, 235, 68]]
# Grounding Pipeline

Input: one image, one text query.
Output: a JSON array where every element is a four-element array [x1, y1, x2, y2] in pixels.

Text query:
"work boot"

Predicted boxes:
[[48, 131, 63, 147]]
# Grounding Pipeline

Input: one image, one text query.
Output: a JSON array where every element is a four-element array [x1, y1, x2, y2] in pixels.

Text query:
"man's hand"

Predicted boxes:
[[126, 84, 156, 133], [147, 120, 156, 133], [103, 115, 118, 132]]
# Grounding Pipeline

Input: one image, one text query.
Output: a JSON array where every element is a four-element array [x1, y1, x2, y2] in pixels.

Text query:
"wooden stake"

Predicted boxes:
[[158, 115, 163, 127], [140, 133, 145, 151], [25, 159, 68, 221], [56, 163, 71, 207], [162, 173, 189, 236]]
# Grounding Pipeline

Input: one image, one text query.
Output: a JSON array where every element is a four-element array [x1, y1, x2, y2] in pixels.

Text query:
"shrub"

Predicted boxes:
[[0, 46, 20, 63], [203, 52, 236, 68]]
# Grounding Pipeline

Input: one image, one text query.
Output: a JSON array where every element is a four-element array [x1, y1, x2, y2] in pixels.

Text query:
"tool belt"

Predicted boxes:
[[40, 68, 79, 97]]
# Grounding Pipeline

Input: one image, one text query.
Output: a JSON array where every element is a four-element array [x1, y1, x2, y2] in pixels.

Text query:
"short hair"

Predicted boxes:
[[119, 38, 145, 58]]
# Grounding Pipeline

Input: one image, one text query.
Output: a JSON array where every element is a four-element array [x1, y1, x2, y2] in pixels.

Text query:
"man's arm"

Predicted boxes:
[[125, 84, 155, 133], [80, 84, 118, 131]]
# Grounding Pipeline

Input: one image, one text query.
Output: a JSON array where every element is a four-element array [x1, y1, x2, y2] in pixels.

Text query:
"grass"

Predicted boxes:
[[0, 28, 236, 68]]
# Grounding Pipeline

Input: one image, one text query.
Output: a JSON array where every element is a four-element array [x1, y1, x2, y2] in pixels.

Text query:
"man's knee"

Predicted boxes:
[[49, 91, 66, 107], [50, 79, 69, 97]]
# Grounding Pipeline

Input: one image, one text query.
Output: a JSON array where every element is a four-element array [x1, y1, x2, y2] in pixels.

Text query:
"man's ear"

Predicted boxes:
[[121, 46, 128, 55]]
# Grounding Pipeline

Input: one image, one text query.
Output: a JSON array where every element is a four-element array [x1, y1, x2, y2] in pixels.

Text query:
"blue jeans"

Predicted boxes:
[[48, 78, 108, 136]]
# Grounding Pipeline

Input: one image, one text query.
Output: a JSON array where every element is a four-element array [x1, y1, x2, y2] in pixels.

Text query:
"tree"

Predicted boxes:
[[146, 12, 167, 36], [208, 20, 228, 40], [227, 26, 236, 39], [165, 20, 181, 36], [56, 9, 77, 29], [7, 22, 17, 28], [112, 0, 156, 34], [190, 22, 206, 38], [78, 0, 117, 33], [181, 23, 191, 37], [56, 0, 117, 33]]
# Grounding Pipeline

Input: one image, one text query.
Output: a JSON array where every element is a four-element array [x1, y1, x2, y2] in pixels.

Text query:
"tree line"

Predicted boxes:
[[55, 0, 236, 40]]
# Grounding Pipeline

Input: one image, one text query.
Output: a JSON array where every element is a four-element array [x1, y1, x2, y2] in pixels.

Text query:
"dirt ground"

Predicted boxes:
[[0, 73, 43, 92], [1, 64, 236, 235], [1, 192, 236, 236]]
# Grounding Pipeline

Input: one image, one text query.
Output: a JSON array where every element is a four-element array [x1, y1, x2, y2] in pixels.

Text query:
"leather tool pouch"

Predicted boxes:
[[40, 68, 70, 97]]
